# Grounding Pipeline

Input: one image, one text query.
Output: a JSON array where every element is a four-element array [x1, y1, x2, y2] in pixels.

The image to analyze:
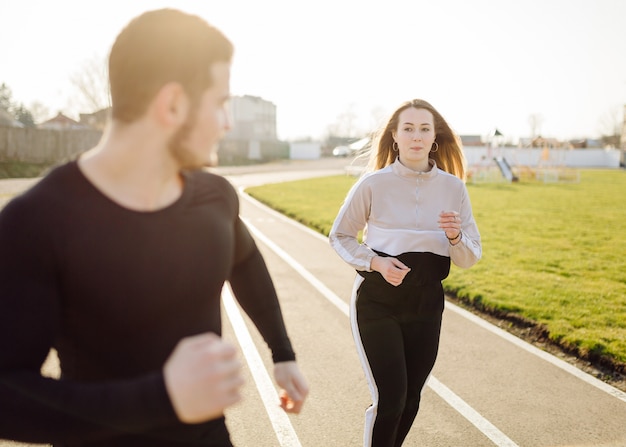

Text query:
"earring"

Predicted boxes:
[[431, 142, 439, 152], [392, 142, 399, 152]]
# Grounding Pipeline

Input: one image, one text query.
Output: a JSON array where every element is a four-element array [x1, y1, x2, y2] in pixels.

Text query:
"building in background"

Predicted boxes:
[[459, 135, 483, 147], [227, 95, 277, 141], [79, 108, 110, 131], [290, 142, 321, 160], [38, 112, 85, 130], [219, 95, 288, 165]]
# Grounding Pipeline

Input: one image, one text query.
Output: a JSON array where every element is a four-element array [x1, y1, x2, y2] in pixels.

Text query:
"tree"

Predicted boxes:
[[326, 103, 361, 138], [528, 113, 543, 140], [70, 54, 111, 113], [598, 106, 623, 148], [0, 83, 35, 126], [13, 104, 35, 127], [28, 101, 50, 124], [0, 83, 14, 111], [368, 105, 387, 132]]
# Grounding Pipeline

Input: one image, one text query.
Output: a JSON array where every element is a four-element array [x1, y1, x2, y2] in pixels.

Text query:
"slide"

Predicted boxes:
[[494, 157, 518, 182]]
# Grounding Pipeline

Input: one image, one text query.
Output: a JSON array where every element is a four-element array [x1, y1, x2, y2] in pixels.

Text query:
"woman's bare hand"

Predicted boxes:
[[371, 256, 410, 286]]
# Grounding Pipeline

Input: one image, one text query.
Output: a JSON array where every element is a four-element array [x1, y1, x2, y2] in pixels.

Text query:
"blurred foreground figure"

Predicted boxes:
[[0, 8, 307, 446]]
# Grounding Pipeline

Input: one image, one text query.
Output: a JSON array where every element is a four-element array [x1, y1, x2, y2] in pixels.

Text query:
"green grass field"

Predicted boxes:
[[0, 161, 53, 179], [245, 169, 626, 371]]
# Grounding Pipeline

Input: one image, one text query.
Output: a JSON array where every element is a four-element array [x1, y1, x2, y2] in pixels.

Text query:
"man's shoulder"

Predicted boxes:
[[185, 169, 238, 208], [2, 162, 78, 210], [188, 169, 235, 194], [0, 161, 79, 231], [30, 160, 79, 189]]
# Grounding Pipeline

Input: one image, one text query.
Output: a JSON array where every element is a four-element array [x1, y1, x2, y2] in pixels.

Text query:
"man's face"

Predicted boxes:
[[168, 61, 232, 169]]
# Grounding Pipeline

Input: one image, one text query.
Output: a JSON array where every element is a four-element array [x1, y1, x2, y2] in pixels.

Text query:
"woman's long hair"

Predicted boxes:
[[366, 99, 467, 181]]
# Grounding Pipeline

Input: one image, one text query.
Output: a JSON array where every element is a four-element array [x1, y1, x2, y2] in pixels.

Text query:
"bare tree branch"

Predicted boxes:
[[69, 54, 111, 113]]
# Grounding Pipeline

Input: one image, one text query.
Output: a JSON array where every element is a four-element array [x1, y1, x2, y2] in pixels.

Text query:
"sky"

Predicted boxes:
[[2, 0, 625, 143]]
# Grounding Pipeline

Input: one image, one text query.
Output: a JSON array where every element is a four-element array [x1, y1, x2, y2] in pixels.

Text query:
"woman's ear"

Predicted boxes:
[[151, 82, 189, 128]]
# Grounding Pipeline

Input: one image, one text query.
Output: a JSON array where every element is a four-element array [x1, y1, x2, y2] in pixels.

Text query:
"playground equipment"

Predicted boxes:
[[533, 143, 580, 183], [468, 156, 521, 183], [493, 157, 518, 182], [467, 128, 521, 183], [467, 129, 580, 184]]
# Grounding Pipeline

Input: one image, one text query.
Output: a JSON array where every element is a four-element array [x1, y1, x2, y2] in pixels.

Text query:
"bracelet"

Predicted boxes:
[[447, 231, 462, 244]]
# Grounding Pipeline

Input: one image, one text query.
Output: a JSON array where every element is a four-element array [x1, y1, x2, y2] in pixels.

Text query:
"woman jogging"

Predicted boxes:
[[329, 99, 481, 447]]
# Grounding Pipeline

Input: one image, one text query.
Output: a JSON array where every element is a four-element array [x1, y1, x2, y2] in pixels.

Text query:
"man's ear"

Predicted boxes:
[[151, 82, 189, 128]]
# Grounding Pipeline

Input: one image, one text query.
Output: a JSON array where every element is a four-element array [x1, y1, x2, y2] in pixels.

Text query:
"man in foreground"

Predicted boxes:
[[0, 8, 308, 446]]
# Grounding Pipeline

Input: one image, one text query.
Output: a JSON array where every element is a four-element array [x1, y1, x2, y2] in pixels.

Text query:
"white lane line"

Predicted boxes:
[[428, 377, 519, 447], [243, 217, 519, 447], [222, 284, 303, 447], [240, 190, 626, 404], [240, 216, 349, 317]]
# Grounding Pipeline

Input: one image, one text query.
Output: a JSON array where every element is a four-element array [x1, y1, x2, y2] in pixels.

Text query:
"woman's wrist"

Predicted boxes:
[[447, 231, 462, 245], [369, 255, 380, 272]]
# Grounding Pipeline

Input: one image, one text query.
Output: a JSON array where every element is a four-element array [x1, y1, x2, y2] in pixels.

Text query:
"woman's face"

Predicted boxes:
[[392, 107, 435, 171]]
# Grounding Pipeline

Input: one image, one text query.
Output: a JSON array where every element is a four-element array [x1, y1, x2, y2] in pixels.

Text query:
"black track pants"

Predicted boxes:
[[357, 312, 442, 447], [353, 275, 444, 447], [352, 251, 449, 447]]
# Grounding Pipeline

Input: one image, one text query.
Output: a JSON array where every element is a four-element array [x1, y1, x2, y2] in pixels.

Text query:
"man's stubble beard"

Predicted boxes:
[[167, 110, 219, 170]]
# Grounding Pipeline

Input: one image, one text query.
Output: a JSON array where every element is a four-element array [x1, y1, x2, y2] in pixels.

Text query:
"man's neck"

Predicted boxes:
[[78, 123, 184, 212]]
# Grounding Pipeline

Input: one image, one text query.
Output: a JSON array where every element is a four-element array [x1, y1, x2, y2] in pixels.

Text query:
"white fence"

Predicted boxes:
[[464, 146, 622, 169]]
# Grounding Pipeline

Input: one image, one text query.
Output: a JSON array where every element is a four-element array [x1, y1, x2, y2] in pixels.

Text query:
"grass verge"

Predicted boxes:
[[0, 161, 53, 179]]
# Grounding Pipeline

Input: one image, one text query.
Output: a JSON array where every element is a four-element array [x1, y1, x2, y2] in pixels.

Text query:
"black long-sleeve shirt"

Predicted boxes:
[[0, 161, 295, 446]]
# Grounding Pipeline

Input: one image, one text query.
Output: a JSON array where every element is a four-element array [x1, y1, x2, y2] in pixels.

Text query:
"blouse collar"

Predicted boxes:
[[391, 157, 438, 180]]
